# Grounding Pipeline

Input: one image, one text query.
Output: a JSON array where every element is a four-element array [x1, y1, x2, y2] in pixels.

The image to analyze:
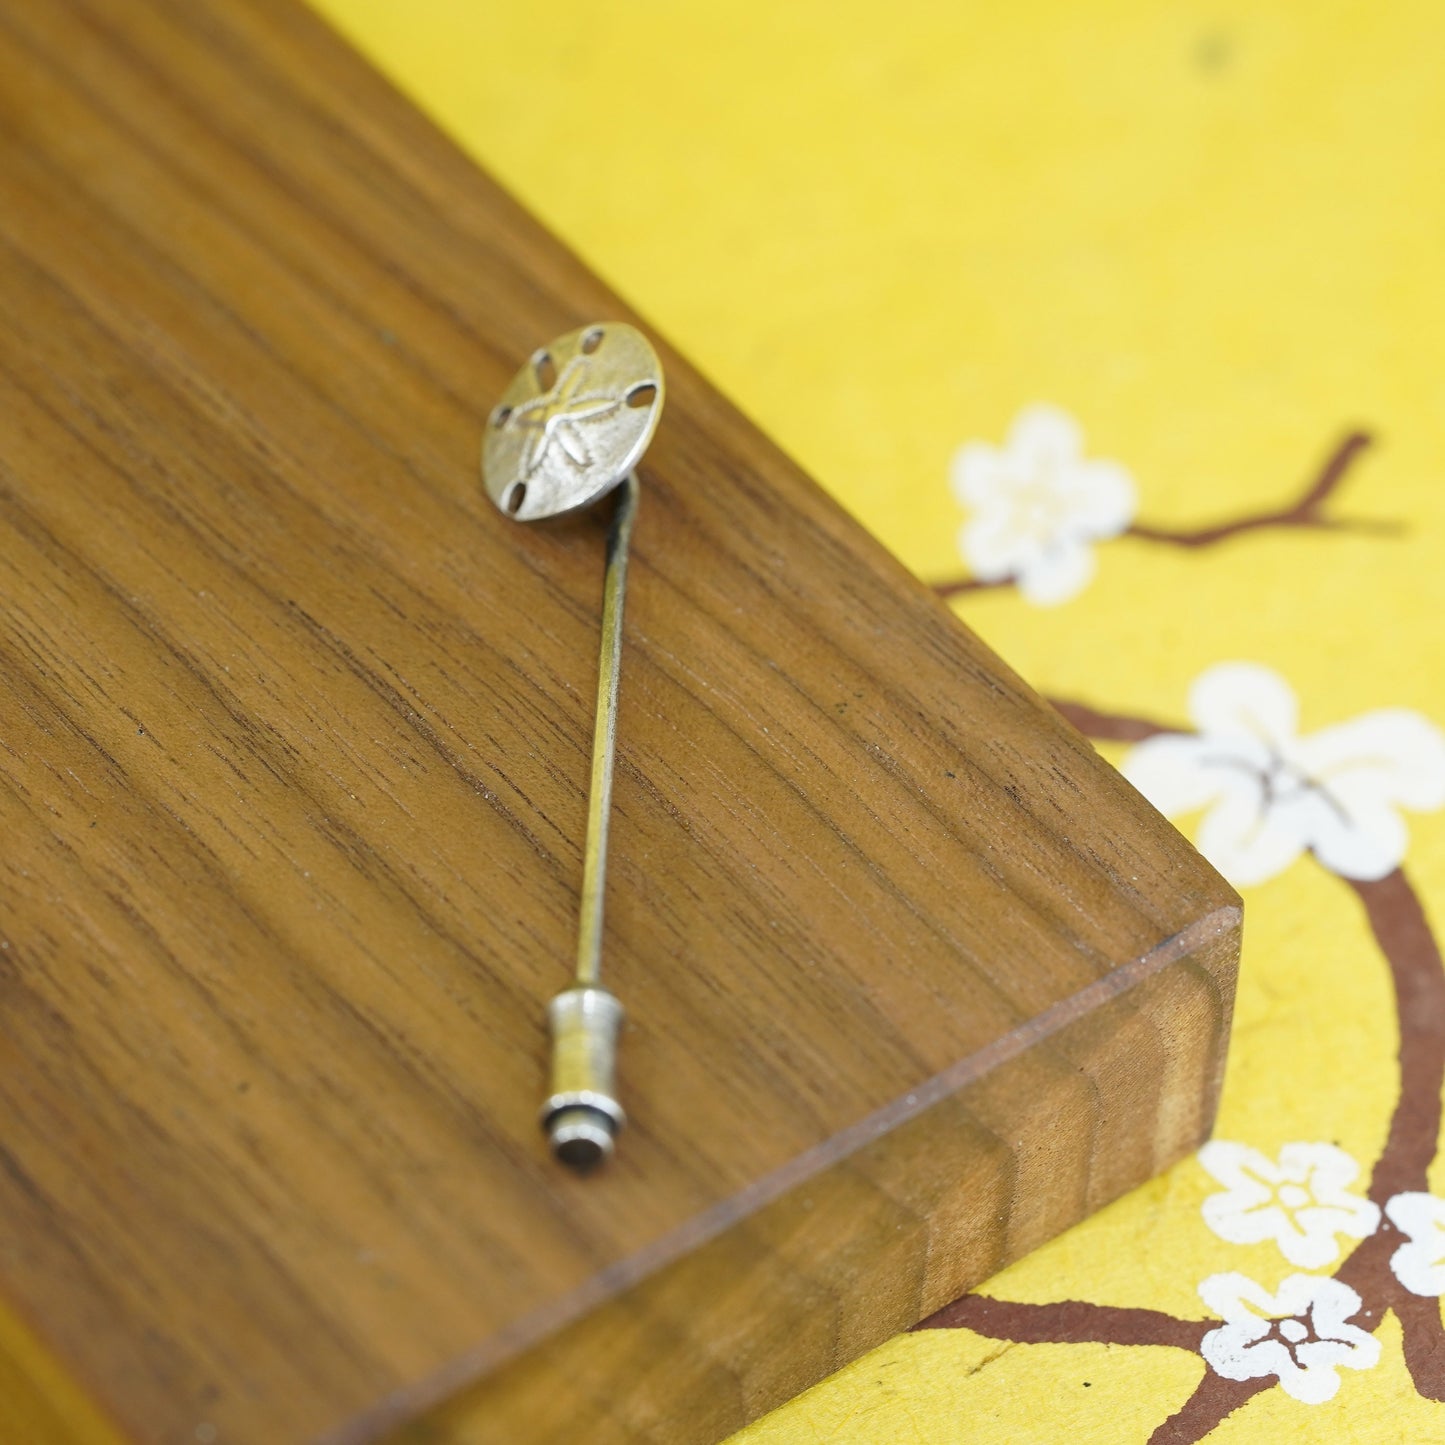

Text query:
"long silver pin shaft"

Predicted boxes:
[[539, 474, 636, 1167]]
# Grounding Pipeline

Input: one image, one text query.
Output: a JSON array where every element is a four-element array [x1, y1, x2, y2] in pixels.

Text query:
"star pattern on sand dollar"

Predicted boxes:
[[506, 355, 621, 477]]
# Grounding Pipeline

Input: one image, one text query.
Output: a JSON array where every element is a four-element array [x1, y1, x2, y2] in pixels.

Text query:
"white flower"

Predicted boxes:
[[950, 405, 1135, 606], [1385, 1192, 1445, 1296], [1123, 662, 1445, 887], [1199, 1272, 1380, 1404], [1198, 1141, 1380, 1267]]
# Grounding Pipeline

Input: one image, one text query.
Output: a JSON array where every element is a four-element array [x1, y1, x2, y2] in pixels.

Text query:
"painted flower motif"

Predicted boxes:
[[950, 405, 1135, 606], [1199, 1272, 1381, 1404], [1385, 1192, 1445, 1297], [1198, 1141, 1380, 1267], [1123, 662, 1445, 887]]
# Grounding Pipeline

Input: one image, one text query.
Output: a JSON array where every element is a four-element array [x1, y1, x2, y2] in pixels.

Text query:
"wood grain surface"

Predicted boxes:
[[0, 1, 1241, 1442]]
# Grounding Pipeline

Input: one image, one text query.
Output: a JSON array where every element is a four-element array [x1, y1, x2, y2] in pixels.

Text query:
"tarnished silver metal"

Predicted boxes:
[[485, 324, 664, 1169], [482, 322, 663, 521], [575, 471, 636, 994], [541, 987, 626, 1169]]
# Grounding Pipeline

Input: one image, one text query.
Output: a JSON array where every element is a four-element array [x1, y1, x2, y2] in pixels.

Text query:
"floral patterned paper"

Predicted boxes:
[[907, 415, 1445, 1439]]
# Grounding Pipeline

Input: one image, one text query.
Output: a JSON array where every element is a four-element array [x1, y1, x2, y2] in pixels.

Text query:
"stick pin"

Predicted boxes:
[[483, 323, 664, 1169]]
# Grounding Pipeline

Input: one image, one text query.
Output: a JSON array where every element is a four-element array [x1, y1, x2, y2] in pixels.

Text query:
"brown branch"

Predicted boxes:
[[1347, 873, 1445, 1203], [1126, 431, 1385, 547], [1049, 699, 1179, 743], [931, 429, 1391, 598], [917, 1294, 1210, 1351], [1148, 1376, 1273, 1444], [933, 575, 1009, 600], [1396, 1291, 1445, 1402], [1338, 871, 1445, 1399]]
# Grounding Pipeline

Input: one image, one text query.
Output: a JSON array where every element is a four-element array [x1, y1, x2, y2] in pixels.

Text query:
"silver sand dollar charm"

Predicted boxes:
[[483, 322, 663, 521], [484, 322, 665, 1170]]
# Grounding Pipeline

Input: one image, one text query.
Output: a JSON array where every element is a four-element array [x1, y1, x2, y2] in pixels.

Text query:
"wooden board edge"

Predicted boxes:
[[323, 901, 1243, 1445]]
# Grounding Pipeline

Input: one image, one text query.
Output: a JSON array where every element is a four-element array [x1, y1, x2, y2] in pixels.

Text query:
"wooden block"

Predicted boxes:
[[0, 1, 1241, 1442]]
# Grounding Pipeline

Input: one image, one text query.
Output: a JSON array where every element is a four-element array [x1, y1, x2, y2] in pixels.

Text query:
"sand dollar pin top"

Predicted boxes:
[[484, 322, 663, 520], [484, 322, 664, 1170]]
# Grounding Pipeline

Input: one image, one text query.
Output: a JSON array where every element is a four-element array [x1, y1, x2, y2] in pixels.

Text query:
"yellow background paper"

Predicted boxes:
[[310, 2, 1445, 1439]]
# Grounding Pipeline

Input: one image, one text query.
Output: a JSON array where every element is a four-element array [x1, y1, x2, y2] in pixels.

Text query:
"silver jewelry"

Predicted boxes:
[[484, 322, 664, 1169]]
